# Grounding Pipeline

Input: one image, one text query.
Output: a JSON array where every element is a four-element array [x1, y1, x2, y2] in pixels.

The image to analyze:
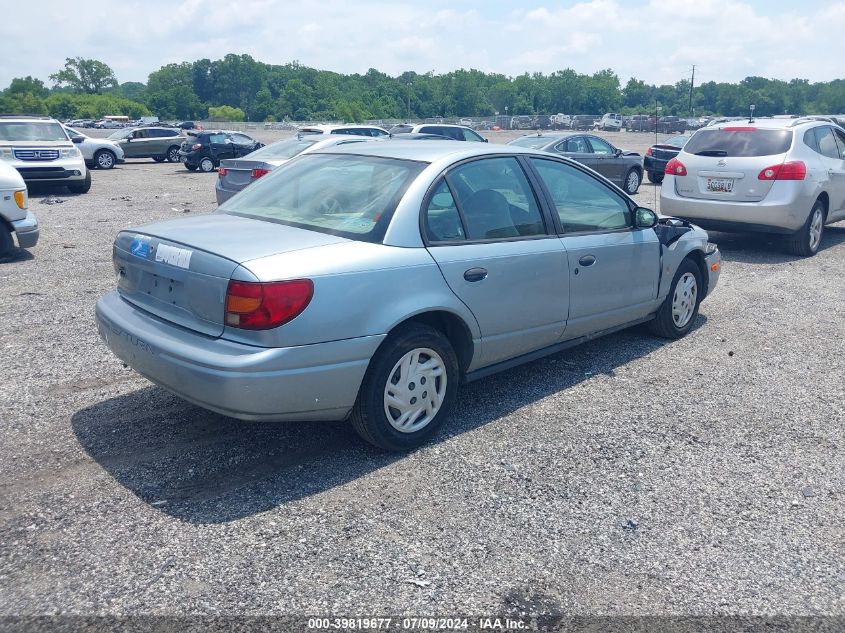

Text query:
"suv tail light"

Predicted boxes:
[[646, 147, 654, 156], [758, 161, 806, 181], [218, 167, 228, 178], [251, 168, 270, 179], [224, 279, 313, 330], [665, 157, 687, 176], [191, 143, 202, 151]]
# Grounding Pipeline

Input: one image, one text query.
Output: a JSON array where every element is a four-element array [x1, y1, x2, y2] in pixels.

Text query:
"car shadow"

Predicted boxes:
[[709, 224, 845, 264], [0, 248, 34, 264], [71, 317, 706, 524]]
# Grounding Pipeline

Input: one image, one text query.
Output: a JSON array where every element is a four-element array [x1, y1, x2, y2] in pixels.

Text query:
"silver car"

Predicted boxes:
[[64, 126, 125, 170], [215, 135, 378, 204], [660, 117, 845, 256], [95, 142, 720, 451]]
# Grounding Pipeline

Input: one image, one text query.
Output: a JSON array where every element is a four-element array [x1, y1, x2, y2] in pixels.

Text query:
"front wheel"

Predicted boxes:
[[623, 168, 641, 194], [94, 149, 116, 169], [787, 201, 825, 257], [166, 146, 180, 163], [199, 157, 215, 173], [68, 170, 91, 194], [351, 324, 459, 451], [649, 258, 702, 339], [647, 171, 664, 184]]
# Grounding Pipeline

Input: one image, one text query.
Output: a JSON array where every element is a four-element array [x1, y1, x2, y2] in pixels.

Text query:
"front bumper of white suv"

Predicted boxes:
[[0, 145, 88, 186]]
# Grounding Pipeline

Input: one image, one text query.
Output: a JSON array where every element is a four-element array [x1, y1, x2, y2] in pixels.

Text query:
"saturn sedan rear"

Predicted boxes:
[[96, 142, 720, 451]]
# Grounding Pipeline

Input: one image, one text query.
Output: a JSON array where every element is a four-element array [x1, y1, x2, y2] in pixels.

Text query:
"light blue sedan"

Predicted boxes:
[[95, 142, 720, 451]]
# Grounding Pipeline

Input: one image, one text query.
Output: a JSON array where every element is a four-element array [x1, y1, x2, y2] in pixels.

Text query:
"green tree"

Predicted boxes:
[[208, 105, 245, 121], [49, 57, 118, 94], [7, 76, 49, 98]]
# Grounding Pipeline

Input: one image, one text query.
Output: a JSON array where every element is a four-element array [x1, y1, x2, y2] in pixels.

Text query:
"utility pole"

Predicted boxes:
[[406, 82, 412, 122], [688, 65, 695, 114]]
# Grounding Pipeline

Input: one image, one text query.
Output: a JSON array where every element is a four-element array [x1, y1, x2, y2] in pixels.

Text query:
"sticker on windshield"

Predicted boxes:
[[130, 235, 150, 258], [155, 243, 193, 269]]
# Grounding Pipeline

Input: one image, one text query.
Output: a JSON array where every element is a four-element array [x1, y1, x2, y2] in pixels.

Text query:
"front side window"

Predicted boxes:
[[531, 158, 631, 233], [833, 128, 845, 159], [445, 157, 545, 240], [220, 154, 425, 241], [588, 137, 613, 155]]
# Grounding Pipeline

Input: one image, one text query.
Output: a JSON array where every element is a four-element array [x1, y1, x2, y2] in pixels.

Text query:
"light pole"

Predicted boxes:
[[406, 82, 412, 122], [505, 105, 508, 129]]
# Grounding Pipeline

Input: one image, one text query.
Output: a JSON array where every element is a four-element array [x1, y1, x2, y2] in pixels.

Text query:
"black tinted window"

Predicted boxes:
[[684, 128, 792, 157]]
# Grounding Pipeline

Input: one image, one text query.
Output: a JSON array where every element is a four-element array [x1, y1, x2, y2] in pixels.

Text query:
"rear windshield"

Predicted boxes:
[[684, 128, 792, 157], [247, 137, 317, 160], [219, 154, 426, 242], [0, 122, 68, 142], [509, 136, 553, 149]]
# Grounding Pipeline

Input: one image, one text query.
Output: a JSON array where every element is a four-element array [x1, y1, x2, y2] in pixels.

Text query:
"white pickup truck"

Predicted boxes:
[[0, 160, 39, 257]]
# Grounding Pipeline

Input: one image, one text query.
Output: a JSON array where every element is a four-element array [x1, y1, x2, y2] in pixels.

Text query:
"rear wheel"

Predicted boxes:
[[623, 168, 641, 194], [94, 149, 116, 169], [787, 200, 825, 257], [351, 324, 459, 451], [0, 223, 13, 258], [647, 171, 664, 184], [166, 146, 180, 163], [649, 258, 702, 339], [199, 157, 215, 173], [68, 170, 91, 194]]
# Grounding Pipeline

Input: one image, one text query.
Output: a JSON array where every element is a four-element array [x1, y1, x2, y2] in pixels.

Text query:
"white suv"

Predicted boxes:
[[595, 113, 623, 131], [0, 159, 39, 257], [0, 116, 90, 193], [660, 117, 845, 256]]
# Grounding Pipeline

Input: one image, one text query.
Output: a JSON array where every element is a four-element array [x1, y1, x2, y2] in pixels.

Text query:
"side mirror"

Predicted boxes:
[[483, 138, 488, 143], [71, 136, 84, 144], [615, 148, 623, 157], [634, 207, 658, 229]]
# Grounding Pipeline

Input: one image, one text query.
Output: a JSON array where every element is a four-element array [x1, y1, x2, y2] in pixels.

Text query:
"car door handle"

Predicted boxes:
[[463, 267, 488, 282], [578, 255, 596, 266]]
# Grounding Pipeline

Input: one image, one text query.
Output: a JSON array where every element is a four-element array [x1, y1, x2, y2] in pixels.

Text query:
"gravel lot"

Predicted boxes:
[[1, 129, 844, 623]]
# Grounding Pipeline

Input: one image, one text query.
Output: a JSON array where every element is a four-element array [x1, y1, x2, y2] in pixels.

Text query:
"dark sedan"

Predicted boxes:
[[508, 132, 643, 194], [643, 134, 691, 184]]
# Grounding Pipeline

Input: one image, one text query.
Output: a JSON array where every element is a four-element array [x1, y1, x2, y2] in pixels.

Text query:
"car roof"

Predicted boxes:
[[414, 123, 473, 130], [299, 124, 388, 133], [308, 140, 542, 163], [705, 117, 831, 131]]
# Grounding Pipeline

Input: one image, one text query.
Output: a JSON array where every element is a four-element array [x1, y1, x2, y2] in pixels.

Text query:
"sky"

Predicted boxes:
[[1, 0, 843, 89]]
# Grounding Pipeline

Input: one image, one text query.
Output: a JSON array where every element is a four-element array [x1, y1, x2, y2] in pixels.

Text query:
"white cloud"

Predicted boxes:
[[0, 0, 843, 87]]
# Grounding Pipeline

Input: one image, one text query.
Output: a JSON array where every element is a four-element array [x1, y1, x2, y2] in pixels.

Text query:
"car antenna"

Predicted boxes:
[[748, 104, 755, 123]]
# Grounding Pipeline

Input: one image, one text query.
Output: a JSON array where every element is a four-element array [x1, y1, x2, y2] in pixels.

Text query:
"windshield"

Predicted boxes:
[[509, 136, 554, 149], [219, 154, 426, 241], [0, 122, 68, 142], [685, 128, 793, 157], [246, 137, 317, 160]]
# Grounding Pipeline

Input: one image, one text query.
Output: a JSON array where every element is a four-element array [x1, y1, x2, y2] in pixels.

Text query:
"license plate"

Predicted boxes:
[[706, 178, 733, 193]]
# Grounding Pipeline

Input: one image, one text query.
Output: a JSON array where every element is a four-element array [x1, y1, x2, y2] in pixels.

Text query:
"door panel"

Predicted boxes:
[[428, 240, 569, 365]]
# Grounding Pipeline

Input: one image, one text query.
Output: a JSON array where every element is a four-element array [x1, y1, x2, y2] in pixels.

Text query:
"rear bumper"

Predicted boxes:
[[95, 290, 384, 422], [660, 177, 810, 233], [214, 179, 242, 205], [643, 155, 669, 173], [12, 210, 39, 248]]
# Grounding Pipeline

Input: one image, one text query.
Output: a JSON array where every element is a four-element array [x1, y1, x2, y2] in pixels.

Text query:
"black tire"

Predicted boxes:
[[0, 222, 14, 258], [649, 257, 702, 339], [94, 149, 116, 170], [152, 156, 165, 163], [166, 146, 180, 163], [351, 323, 459, 451], [199, 157, 215, 173], [647, 171, 664, 184], [623, 168, 641, 194], [786, 200, 825, 257], [68, 170, 91, 194]]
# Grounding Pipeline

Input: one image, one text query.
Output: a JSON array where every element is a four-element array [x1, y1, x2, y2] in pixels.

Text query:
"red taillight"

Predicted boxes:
[[224, 279, 313, 330], [218, 167, 228, 177], [251, 168, 270, 179], [191, 143, 202, 151], [665, 157, 687, 176], [646, 147, 654, 156], [758, 161, 806, 181]]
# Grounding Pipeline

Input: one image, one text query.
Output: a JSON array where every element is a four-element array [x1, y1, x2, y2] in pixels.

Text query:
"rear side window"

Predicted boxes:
[[684, 128, 792, 157], [439, 157, 545, 241], [814, 127, 840, 159], [424, 180, 465, 242]]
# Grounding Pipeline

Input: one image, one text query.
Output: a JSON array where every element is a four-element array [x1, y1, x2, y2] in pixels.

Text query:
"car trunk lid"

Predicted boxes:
[[113, 214, 347, 337]]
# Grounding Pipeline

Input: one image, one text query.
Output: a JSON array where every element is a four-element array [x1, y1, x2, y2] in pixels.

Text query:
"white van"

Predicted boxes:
[[595, 113, 623, 131], [0, 159, 39, 257]]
